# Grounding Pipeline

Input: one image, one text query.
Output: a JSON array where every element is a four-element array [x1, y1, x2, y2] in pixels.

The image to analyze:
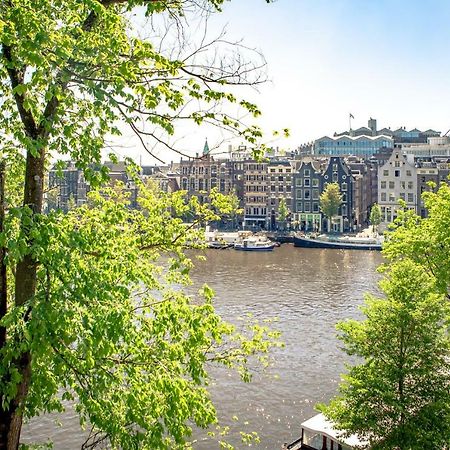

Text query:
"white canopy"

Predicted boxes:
[[301, 414, 367, 448]]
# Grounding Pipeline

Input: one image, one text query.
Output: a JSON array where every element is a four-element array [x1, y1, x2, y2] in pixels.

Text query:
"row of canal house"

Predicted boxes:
[[179, 147, 377, 233]]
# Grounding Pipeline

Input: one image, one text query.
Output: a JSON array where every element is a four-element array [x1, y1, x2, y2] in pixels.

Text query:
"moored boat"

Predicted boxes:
[[234, 236, 276, 251], [286, 413, 367, 450], [293, 234, 382, 251]]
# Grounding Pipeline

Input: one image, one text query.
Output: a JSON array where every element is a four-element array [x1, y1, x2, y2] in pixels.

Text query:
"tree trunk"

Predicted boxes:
[[0, 161, 12, 448], [3, 150, 45, 450]]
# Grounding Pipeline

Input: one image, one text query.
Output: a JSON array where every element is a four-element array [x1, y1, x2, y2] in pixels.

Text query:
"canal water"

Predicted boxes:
[[23, 245, 383, 449]]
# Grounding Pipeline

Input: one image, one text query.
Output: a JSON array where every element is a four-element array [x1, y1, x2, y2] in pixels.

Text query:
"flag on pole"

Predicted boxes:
[[349, 113, 355, 119]]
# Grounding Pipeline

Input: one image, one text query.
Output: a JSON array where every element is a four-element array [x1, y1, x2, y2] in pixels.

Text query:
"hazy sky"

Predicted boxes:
[[118, 0, 450, 163]]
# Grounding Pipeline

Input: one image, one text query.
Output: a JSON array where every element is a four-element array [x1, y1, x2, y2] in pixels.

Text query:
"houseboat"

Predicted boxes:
[[286, 413, 366, 450], [293, 234, 382, 251]]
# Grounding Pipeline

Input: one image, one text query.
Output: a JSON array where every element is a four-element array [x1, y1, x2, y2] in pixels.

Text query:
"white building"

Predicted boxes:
[[401, 136, 450, 157], [378, 149, 417, 227]]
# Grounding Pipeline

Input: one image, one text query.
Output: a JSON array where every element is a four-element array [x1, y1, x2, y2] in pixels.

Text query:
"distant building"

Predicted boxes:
[[292, 158, 323, 232], [243, 160, 268, 230], [400, 136, 450, 157], [48, 161, 89, 212], [179, 141, 234, 204], [378, 149, 417, 227], [314, 134, 394, 158], [267, 160, 293, 230], [322, 157, 354, 232], [415, 156, 450, 217], [346, 157, 378, 229], [335, 117, 440, 144]]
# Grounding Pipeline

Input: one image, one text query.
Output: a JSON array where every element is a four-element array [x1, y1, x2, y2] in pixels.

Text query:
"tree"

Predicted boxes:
[[0, 1, 277, 448], [277, 197, 289, 231], [369, 203, 382, 234], [319, 183, 343, 232], [321, 183, 450, 449]]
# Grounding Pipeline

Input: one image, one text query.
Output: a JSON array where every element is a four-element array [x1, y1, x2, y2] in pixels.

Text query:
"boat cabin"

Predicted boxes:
[[287, 414, 366, 450]]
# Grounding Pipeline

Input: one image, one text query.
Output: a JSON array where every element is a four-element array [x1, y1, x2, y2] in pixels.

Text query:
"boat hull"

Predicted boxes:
[[234, 245, 275, 251], [293, 235, 381, 251]]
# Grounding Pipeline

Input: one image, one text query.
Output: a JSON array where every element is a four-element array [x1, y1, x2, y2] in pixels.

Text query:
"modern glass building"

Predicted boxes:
[[314, 135, 394, 158]]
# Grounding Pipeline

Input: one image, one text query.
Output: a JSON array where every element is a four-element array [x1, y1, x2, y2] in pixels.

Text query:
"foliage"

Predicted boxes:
[[321, 183, 450, 450], [369, 203, 382, 233], [3, 184, 280, 449], [319, 183, 343, 221], [0, 0, 278, 448], [277, 197, 289, 223]]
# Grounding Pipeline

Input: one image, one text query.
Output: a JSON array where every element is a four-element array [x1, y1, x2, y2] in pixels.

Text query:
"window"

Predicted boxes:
[[297, 190, 302, 199], [304, 202, 311, 212], [304, 169, 310, 177], [286, 185, 291, 192], [399, 192, 405, 200], [341, 182, 347, 191], [383, 170, 389, 176], [270, 168, 276, 173], [381, 192, 387, 201], [304, 178, 310, 187], [271, 185, 276, 192], [408, 181, 414, 189], [342, 205, 347, 216], [394, 161, 400, 168], [406, 170, 412, 176], [312, 178, 319, 187], [304, 189, 311, 200], [389, 181, 395, 189], [395, 170, 400, 177], [407, 193, 414, 203], [296, 201, 302, 211], [278, 185, 284, 192], [296, 178, 303, 187], [332, 173, 338, 182], [333, 163, 338, 171], [312, 189, 319, 200], [278, 176, 284, 182], [389, 193, 395, 202], [381, 181, 386, 189], [400, 181, 406, 189], [313, 202, 319, 212]]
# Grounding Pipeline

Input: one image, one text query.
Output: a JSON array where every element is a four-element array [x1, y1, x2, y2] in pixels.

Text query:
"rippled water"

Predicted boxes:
[[23, 245, 382, 449]]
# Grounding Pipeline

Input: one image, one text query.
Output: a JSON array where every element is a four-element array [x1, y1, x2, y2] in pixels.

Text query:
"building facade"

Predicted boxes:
[[267, 160, 293, 230], [314, 135, 394, 158], [378, 149, 417, 227], [243, 160, 268, 229], [292, 159, 324, 232]]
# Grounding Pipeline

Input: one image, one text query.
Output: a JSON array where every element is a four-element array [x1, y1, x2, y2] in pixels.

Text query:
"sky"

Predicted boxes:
[[118, 0, 450, 163]]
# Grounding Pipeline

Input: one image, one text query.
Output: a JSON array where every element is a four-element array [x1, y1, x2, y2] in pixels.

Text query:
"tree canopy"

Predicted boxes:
[[0, 1, 279, 448], [369, 203, 382, 233], [319, 183, 342, 222], [321, 183, 450, 450]]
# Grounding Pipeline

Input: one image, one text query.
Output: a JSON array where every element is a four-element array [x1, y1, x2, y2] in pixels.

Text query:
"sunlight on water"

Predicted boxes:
[[23, 245, 382, 450]]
